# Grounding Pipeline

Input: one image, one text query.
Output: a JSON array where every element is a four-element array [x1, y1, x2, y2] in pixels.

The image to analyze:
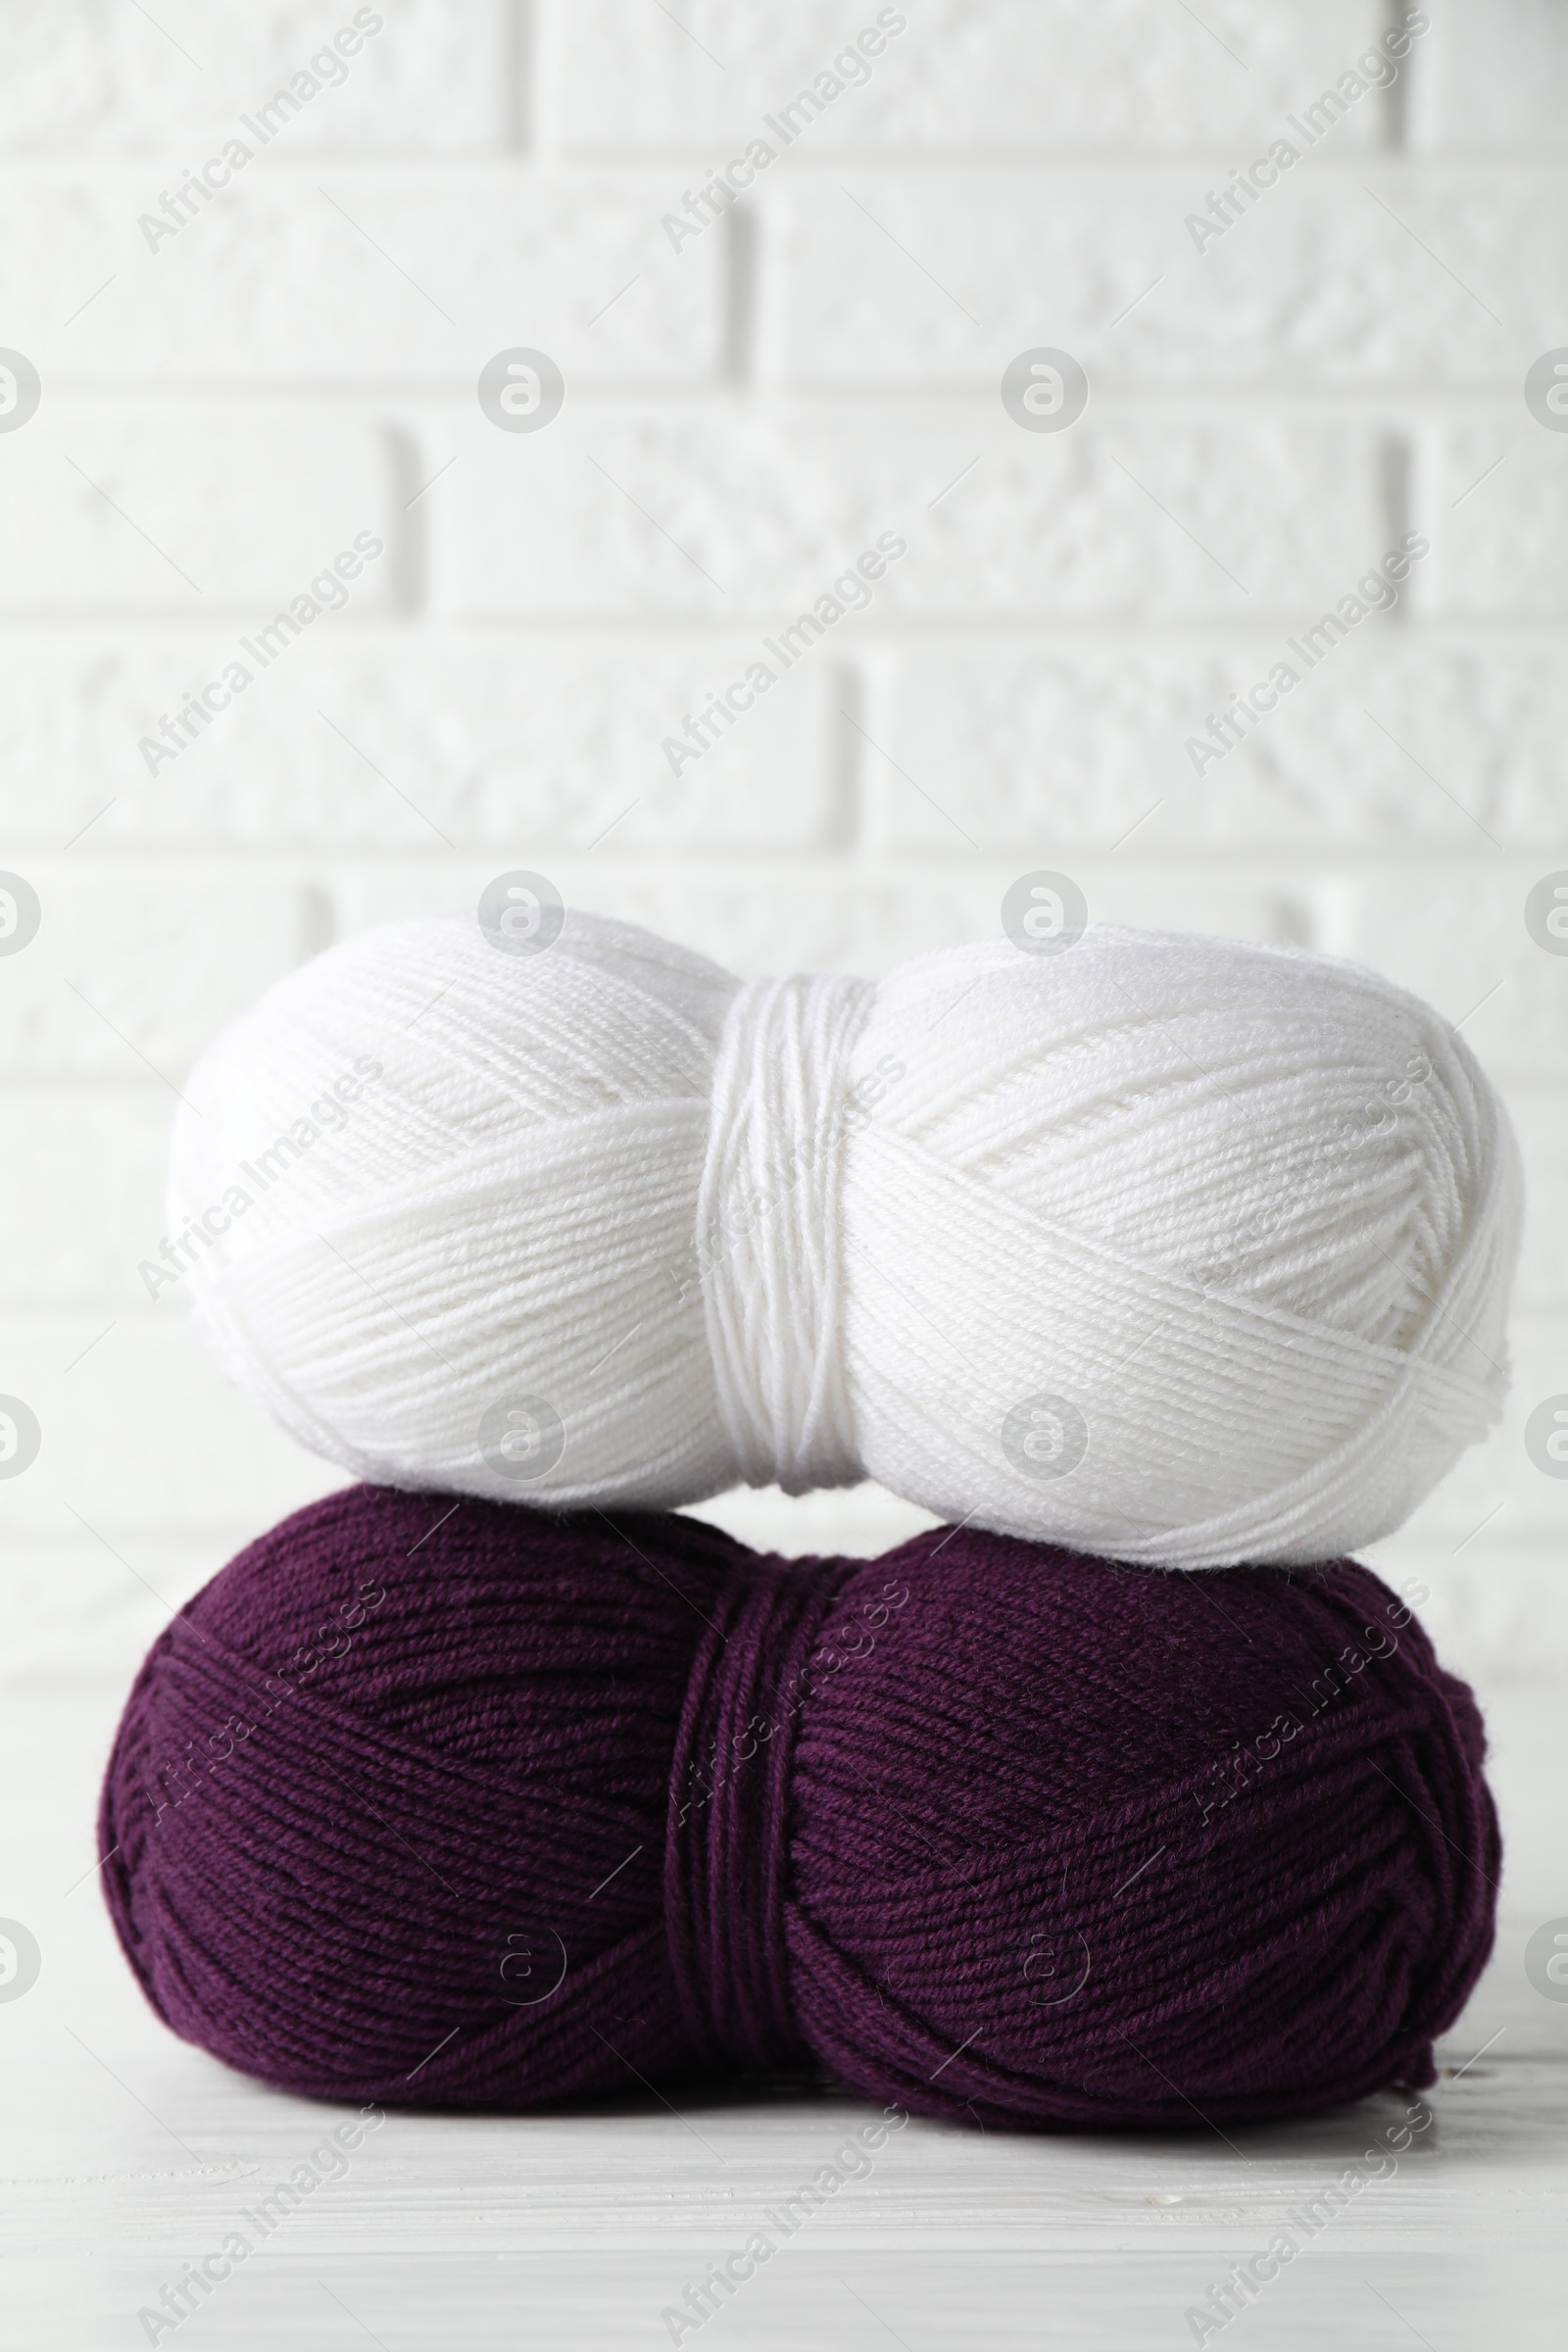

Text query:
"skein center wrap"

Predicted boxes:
[[667, 1546, 849, 2071], [699, 973, 874, 1494]]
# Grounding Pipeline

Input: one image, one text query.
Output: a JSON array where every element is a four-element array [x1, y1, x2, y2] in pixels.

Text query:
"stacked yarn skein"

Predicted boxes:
[[100, 1488, 1498, 2126], [162, 910, 1520, 1570]]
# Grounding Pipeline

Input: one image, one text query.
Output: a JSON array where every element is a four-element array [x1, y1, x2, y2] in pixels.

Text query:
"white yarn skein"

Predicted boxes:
[[167, 908, 1521, 1569]]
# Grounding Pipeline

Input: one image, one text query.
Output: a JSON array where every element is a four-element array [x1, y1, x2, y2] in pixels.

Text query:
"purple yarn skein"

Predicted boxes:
[[100, 1486, 1497, 2128]]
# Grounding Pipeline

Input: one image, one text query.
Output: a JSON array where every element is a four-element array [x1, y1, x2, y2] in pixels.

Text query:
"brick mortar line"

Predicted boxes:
[[9, 850, 1567, 870], [8, 395, 1549, 416], [6, 613, 1561, 633], [2, 621, 1566, 642], [8, 154, 1568, 172]]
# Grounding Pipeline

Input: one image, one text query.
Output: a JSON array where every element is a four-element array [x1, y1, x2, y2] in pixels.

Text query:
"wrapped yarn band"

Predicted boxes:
[[667, 1547, 847, 2071], [699, 973, 874, 1493], [100, 1486, 1499, 2129]]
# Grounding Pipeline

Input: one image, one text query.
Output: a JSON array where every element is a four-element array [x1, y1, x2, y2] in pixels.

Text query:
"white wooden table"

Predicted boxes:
[[4, 1679, 1564, 2350]]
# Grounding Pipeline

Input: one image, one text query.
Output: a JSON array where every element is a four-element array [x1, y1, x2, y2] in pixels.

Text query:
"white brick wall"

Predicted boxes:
[[1, 0, 1565, 1690]]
